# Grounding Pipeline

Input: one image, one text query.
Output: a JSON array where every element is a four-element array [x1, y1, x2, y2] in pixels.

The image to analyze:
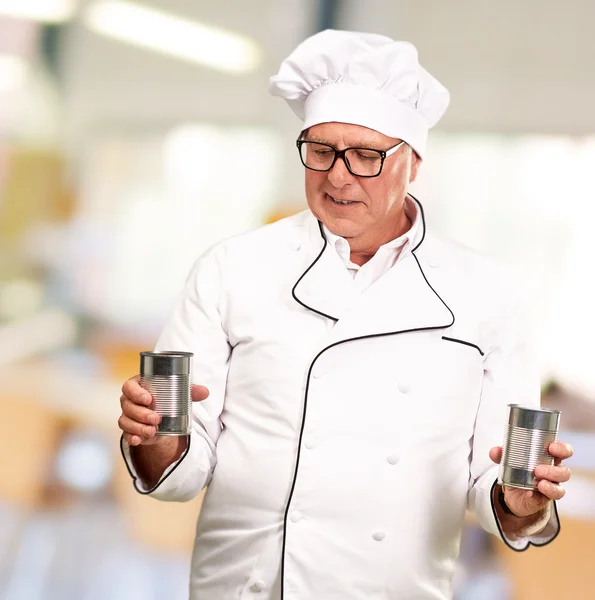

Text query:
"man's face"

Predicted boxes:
[[303, 122, 420, 253]]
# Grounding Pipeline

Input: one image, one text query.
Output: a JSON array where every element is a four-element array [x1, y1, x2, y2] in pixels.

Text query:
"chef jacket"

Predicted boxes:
[[122, 195, 559, 600]]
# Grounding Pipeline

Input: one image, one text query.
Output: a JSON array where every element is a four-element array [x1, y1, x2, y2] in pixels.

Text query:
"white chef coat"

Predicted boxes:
[[121, 195, 560, 600]]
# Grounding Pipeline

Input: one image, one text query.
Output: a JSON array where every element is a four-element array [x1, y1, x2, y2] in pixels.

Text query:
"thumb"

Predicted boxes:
[[489, 446, 503, 464], [191, 384, 210, 402]]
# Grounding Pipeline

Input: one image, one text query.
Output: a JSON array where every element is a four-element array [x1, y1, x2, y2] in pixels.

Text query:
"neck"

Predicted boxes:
[[348, 209, 412, 266]]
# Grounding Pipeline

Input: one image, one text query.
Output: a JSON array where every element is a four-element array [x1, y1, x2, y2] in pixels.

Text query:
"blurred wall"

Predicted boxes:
[[0, 2, 593, 600]]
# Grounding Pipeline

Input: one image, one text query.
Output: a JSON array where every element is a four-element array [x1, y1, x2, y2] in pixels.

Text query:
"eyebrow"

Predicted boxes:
[[304, 137, 382, 150]]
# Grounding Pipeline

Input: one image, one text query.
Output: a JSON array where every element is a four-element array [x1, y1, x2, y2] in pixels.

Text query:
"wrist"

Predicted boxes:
[[129, 435, 189, 488], [498, 484, 517, 515], [494, 484, 552, 538]]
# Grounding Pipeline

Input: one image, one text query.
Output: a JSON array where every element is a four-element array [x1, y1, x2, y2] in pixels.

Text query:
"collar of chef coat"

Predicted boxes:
[[293, 194, 454, 343], [321, 196, 423, 291]]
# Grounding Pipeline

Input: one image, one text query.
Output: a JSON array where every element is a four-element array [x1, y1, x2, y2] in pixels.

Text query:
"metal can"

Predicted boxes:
[[498, 404, 561, 490], [139, 351, 193, 436]]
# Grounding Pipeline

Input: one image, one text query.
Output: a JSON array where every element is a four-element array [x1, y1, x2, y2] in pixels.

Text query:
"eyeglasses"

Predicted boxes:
[[296, 139, 406, 178]]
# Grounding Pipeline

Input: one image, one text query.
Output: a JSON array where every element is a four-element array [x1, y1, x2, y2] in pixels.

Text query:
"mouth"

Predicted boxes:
[[326, 193, 358, 206]]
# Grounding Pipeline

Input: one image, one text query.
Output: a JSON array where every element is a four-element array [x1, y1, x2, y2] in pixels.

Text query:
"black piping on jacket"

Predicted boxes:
[[282, 194, 457, 598], [280, 194, 557, 597], [442, 335, 485, 356]]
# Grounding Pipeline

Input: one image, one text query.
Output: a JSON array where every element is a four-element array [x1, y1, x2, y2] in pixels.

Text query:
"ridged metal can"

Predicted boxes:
[[498, 404, 561, 490], [139, 351, 193, 436]]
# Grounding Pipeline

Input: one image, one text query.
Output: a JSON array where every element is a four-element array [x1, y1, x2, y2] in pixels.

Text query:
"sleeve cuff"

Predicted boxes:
[[489, 478, 561, 551], [120, 432, 209, 501]]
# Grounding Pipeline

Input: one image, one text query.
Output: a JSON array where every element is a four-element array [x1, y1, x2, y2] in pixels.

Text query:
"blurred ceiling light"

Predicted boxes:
[[55, 430, 113, 493], [83, 1, 261, 73], [0, 53, 27, 93], [0, 0, 76, 23]]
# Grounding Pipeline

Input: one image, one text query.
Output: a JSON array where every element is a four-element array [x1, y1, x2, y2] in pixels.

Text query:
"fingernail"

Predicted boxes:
[[142, 394, 152, 404], [144, 426, 154, 437], [151, 414, 161, 425]]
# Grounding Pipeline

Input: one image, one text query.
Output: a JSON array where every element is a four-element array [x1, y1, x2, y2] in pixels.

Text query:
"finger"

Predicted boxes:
[[122, 375, 153, 406], [537, 479, 566, 501], [121, 397, 162, 426], [489, 446, 503, 464], [534, 465, 571, 483], [118, 414, 157, 440], [547, 442, 574, 460], [121, 374, 140, 396], [192, 385, 210, 402], [123, 432, 142, 446]]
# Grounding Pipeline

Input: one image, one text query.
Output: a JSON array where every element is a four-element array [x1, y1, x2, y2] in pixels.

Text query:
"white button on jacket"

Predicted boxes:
[[121, 197, 559, 600], [251, 580, 266, 593], [397, 380, 410, 394]]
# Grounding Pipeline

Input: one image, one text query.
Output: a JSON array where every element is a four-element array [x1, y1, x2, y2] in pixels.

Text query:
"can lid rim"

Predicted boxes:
[[507, 403, 561, 414], [140, 351, 194, 357]]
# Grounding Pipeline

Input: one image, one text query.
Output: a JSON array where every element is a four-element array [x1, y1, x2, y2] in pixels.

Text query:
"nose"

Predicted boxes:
[[327, 154, 355, 187]]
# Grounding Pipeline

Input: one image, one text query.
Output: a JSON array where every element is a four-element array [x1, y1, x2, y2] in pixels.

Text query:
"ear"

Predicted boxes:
[[409, 152, 422, 184]]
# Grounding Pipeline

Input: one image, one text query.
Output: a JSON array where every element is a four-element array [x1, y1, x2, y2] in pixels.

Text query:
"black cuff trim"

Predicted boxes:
[[490, 479, 561, 552], [119, 433, 191, 495], [442, 336, 485, 356]]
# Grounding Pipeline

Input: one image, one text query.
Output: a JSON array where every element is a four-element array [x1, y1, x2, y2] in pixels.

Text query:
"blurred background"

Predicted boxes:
[[0, 1, 594, 599]]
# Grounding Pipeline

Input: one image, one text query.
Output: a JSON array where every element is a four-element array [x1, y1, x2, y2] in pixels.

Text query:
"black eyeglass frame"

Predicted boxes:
[[295, 139, 406, 178]]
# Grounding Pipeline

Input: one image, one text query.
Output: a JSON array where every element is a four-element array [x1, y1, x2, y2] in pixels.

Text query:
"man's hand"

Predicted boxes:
[[118, 375, 210, 446], [489, 442, 573, 517]]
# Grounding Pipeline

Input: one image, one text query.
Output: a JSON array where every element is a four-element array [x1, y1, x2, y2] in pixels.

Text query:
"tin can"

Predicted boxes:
[[498, 404, 561, 490], [139, 351, 193, 436]]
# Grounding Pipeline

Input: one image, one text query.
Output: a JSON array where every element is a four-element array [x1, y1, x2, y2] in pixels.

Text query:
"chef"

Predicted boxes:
[[118, 30, 573, 600]]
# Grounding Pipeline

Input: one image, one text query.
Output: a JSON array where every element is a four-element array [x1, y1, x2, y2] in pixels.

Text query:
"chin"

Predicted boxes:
[[322, 216, 363, 239], [308, 196, 365, 236]]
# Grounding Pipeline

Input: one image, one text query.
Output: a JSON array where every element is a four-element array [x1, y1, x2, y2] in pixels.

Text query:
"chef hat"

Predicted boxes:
[[269, 30, 449, 158]]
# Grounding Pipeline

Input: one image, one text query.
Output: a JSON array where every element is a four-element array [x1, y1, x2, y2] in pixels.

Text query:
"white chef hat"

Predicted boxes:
[[269, 30, 449, 158]]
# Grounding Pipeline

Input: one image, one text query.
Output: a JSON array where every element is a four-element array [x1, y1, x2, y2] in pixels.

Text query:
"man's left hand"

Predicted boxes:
[[489, 442, 573, 517]]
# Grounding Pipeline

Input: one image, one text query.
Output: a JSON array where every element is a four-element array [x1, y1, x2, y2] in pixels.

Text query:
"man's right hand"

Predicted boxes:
[[119, 375, 210, 446]]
